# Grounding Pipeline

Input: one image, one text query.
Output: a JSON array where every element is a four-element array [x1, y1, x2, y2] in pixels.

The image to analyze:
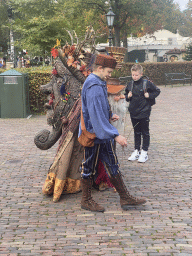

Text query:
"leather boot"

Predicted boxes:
[[81, 178, 105, 212], [109, 173, 146, 210]]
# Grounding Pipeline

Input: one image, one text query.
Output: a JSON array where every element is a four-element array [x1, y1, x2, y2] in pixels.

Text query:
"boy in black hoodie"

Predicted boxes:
[[125, 64, 160, 163]]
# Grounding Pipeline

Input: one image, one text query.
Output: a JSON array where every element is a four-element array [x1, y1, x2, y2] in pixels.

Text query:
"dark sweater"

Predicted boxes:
[[124, 77, 160, 119]]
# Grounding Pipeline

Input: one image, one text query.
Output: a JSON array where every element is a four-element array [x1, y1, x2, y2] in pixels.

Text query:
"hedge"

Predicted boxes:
[[27, 71, 52, 113], [116, 61, 192, 85], [1, 61, 192, 114]]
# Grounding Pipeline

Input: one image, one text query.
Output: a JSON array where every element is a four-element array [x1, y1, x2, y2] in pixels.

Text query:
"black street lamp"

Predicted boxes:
[[7, 48, 11, 61], [7, 6, 15, 67], [106, 7, 115, 47]]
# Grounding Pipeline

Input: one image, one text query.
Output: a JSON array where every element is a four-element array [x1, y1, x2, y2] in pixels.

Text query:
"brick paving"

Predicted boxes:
[[0, 85, 192, 256]]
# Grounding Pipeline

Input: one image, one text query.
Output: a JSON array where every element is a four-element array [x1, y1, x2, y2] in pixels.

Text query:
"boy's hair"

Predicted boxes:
[[131, 64, 143, 73]]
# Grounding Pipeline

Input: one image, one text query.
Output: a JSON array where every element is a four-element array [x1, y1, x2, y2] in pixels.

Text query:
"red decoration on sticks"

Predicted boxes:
[[51, 48, 58, 58], [52, 68, 58, 75]]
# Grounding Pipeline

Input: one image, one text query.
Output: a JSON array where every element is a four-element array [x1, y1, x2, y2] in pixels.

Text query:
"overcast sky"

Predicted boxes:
[[174, 0, 188, 11]]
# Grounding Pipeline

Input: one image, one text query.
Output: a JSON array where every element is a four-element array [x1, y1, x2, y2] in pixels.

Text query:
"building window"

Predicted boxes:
[[170, 55, 178, 62], [168, 38, 173, 45]]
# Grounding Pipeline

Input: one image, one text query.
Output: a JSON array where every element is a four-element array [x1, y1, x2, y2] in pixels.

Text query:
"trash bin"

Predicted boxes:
[[0, 69, 30, 118]]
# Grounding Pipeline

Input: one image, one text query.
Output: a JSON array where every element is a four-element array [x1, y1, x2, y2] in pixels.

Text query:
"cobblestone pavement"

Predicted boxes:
[[0, 85, 192, 256]]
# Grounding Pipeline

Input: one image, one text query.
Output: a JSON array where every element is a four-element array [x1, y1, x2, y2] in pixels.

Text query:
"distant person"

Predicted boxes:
[[125, 64, 160, 163]]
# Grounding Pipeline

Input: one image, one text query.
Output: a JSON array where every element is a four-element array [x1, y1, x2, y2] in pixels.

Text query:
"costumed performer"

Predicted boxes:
[[78, 54, 146, 212]]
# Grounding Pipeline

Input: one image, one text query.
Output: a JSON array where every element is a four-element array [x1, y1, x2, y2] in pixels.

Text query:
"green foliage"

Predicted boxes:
[[2, 61, 192, 115], [9, 0, 99, 55], [113, 61, 192, 85], [111, 69, 122, 78], [15, 65, 52, 73], [0, 0, 190, 59], [11, 0, 70, 55], [14, 66, 52, 113], [183, 44, 192, 61], [79, 0, 153, 46], [148, 0, 178, 34], [28, 71, 51, 113], [177, 1, 192, 37], [0, 0, 10, 52]]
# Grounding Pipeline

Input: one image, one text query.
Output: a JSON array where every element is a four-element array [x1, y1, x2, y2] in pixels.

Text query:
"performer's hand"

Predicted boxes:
[[144, 92, 149, 98], [128, 92, 132, 98], [114, 95, 121, 101], [111, 114, 119, 122], [120, 94, 125, 99], [115, 135, 127, 146]]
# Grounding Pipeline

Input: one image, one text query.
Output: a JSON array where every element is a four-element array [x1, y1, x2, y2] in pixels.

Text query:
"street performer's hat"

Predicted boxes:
[[95, 54, 117, 69]]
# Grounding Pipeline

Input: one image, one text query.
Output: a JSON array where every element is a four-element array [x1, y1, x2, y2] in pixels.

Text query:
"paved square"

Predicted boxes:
[[0, 85, 192, 255]]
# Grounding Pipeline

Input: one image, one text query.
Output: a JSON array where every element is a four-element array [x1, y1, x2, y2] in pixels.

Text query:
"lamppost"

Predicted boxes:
[[7, 48, 11, 61], [7, 6, 15, 67], [106, 7, 115, 47], [163, 54, 168, 62], [145, 47, 149, 62]]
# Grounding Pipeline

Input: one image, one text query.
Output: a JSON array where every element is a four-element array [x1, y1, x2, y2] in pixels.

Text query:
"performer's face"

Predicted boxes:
[[100, 67, 113, 81], [131, 70, 143, 81]]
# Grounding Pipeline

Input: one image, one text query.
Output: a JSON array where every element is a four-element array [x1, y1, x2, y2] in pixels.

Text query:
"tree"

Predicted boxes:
[[79, 0, 153, 47], [177, 1, 192, 37], [183, 43, 192, 61], [126, 0, 184, 37], [4, 0, 187, 57], [78, 0, 185, 47], [0, 0, 10, 53], [9, 0, 101, 56], [160, 0, 186, 35], [9, 0, 65, 55]]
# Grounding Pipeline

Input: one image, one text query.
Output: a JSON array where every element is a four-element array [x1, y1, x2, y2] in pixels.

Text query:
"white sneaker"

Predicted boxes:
[[128, 150, 140, 161], [138, 150, 148, 163]]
